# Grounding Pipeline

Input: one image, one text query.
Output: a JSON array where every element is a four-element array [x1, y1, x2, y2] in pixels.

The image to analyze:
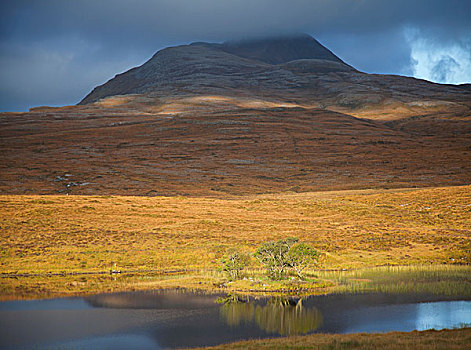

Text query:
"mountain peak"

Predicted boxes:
[[219, 33, 345, 65], [80, 33, 352, 104]]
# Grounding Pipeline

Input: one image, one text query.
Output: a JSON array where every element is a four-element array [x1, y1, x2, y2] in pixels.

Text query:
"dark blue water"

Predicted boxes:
[[0, 291, 470, 349]]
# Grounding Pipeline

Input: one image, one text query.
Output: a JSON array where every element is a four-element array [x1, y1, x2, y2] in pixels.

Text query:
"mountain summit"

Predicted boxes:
[[79, 33, 468, 115], [217, 33, 345, 65], [80, 34, 353, 104]]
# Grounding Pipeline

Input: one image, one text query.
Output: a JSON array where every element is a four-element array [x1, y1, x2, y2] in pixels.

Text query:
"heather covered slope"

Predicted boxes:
[[0, 95, 470, 196], [1, 34, 470, 196]]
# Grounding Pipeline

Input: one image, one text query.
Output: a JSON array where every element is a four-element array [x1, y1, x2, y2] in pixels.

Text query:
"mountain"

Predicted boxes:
[[1, 34, 470, 196], [80, 34, 353, 105], [79, 34, 469, 119]]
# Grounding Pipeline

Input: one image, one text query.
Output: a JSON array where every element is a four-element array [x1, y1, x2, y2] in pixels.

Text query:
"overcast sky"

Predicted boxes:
[[1, 0, 470, 112]]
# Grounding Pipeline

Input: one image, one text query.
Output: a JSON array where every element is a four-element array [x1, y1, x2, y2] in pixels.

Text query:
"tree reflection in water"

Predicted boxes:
[[218, 294, 255, 327], [219, 295, 323, 336]]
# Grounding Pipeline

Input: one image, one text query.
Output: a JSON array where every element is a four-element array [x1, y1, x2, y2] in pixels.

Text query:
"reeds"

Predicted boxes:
[[314, 265, 471, 297]]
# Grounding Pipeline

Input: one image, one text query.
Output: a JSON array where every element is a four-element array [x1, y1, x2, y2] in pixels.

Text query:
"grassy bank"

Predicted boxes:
[[191, 328, 471, 350], [1, 185, 470, 299], [2, 265, 470, 301]]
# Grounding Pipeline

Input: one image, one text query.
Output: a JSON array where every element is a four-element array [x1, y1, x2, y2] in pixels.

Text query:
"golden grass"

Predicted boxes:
[[190, 328, 471, 350], [1, 185, 470, 299], [314, 265, 471, 297]]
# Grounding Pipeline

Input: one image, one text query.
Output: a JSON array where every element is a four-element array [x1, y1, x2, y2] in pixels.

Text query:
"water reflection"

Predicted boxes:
[[416, 301, 471, 331], [1, 291, 470, 349], [219, 295, 255, 327], [219, 295, 323, 336]]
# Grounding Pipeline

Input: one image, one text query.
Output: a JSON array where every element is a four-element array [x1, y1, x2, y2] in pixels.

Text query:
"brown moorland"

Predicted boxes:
[[0, 95, 470, 196]]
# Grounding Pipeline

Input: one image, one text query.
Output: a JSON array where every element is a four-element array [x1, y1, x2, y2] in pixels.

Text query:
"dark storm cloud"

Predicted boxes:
[[1, 0, 470, 111], [2, 1, 470, 45]]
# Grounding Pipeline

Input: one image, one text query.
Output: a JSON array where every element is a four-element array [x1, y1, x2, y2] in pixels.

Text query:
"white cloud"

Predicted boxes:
[[405, 27, 471, 84]]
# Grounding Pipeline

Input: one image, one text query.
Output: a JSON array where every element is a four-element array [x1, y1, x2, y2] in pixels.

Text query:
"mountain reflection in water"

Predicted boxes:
[[219, 295, 323, 336]]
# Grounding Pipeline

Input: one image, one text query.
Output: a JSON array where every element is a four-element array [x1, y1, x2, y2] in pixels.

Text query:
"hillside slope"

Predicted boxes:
[[1, 34, 470, 196]]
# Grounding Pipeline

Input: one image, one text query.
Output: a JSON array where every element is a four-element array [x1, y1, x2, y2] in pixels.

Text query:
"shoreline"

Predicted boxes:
[[1, 264, 470, 301], [190, 328, 471, 350]]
